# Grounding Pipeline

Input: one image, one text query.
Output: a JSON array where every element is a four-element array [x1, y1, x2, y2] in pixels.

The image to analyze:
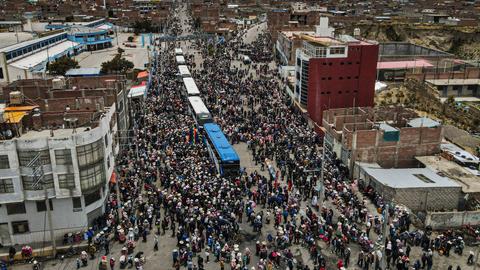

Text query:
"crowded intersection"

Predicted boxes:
[[13, 4, 477, 270]]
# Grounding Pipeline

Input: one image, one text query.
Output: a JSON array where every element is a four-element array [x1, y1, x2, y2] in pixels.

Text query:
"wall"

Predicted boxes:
[[306, 43, 378, 127], [348, 126, 442, 169], [425, 210, 480, 230], [0, 105, 117, 246], [360, 169, 462, 212]]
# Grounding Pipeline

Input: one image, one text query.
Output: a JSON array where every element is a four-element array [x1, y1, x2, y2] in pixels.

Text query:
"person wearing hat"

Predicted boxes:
[[109, 257, 115, 270]]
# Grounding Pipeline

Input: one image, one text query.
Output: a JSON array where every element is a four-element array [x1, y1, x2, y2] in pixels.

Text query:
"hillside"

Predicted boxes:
[[345, 23, 480, 59]]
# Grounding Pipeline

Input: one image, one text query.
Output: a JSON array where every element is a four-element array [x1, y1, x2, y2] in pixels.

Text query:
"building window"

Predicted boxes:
[[0, 155, 9, 169], [330, 47, 345, 55], [104, 135, 108, 148], [36, 200, 53, 212], [80, 162, 105, 192], [55, 149, 72, 165], [6, 202, 26, 215], [72, 197, 82, 210], [18, 150, 51, 166], [77, 139, 104, 167], [0, 67, 4, 79], [58, 173, 75, 189], [22, 174, 54, 190], [84, 189, 101, 206], [0, 178, 14, 193], [12, 221, 29, 234]]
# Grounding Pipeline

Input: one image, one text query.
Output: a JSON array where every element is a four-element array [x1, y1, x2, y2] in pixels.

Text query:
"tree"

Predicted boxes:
[[101, 54, 134, 74], [127, 36, 134, 42], [117, 47, 125, 55], [47, 56, 79, 76]]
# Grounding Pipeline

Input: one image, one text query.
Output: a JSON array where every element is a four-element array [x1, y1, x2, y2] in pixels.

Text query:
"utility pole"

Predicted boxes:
[[474, 246, 480, 270], [380, 203, 390, 270], [28, 153, 56, 258], [319, 138, 326, 205]]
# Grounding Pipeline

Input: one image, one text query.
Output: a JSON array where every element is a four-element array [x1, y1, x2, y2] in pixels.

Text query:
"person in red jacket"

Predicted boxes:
[[337, 259, 344, 269]]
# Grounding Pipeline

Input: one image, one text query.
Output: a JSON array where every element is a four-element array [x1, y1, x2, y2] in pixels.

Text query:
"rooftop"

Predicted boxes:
[[426, 78, 480, 86], [0, 32, 67, 53], [69, 25, 107, 34], [417, 156, 480, 193], [407, 117, 441, 128], [362, 165, 460, 189], [301, 34, 345, 47], [9, 40, 79, 70], [377, 59, 434, 70], [65, 67, 101, 77]]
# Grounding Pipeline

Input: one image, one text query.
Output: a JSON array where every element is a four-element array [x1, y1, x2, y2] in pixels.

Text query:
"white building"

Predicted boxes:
[[0, 32, 84, 84], [0, 100, 120, 246]]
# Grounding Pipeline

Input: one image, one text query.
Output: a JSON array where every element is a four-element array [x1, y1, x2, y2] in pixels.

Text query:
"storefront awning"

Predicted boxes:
[[128, 85, 147, 98], [137, 71, 149, 79]]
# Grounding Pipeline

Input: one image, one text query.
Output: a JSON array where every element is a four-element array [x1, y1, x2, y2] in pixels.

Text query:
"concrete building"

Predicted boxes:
[[0, 75, 129, 246], [67, 26, 112, 51], [275, 30, 313, 67], [266, 4, 321, 40], [356, 165, 462, 212], [294, 22, 378, 130], [0, 19, 116, 84], [322, 107, 444, 171], [0, 32, 84, 84], [425, 78, 480, 98]]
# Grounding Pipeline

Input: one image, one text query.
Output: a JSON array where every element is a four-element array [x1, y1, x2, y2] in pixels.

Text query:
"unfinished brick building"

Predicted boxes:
[[322, 107, 444, 172], [0, 75, 130, 134]]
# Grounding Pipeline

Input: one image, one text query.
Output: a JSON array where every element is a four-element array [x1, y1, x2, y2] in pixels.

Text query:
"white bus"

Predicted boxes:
[[188, 96, 212, 127], [178, 65, 191, 78], [174, 48, 183, 55], [176, 55, 186, 65], [183, 77, 200, 96]]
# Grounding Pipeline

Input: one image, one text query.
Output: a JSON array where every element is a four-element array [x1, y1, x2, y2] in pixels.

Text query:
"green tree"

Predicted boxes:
[[117, 47, 125, 55], [127, 36, 134, 42], [47, 56, 79, 76], [101, 54, 134, 74]]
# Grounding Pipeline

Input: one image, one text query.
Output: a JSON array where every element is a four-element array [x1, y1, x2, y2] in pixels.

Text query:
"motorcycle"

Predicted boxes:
[[80, 251, 88, 267], [32, 260, 41, 270], [119, 255, 127, 269]]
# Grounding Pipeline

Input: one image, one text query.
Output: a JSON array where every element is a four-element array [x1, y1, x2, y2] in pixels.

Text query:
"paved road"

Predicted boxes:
[[76, 33, 149, 69], [13, 4, 476, 270]]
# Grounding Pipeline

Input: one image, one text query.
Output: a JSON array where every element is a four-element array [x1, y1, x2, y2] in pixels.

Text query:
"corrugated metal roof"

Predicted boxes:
[[362, 166, 460, 188], [0, 32, 67, 53], [65, 67, 101, 76], [407, 117, 440, 128], [9, 41, 79, 70]]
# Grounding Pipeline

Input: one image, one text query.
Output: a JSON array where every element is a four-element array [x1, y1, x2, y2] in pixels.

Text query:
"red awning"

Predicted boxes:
[[137, 71, 149, 79]]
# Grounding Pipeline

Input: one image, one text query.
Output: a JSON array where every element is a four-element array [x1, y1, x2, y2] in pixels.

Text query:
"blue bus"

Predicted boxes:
[[203, 123, 240, 176]]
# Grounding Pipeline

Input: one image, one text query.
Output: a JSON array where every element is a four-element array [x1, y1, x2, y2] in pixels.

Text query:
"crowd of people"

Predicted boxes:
[[57, 4, 475, 270]]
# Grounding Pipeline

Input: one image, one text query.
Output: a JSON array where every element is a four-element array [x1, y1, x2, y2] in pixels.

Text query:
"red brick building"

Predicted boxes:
[[294, 34, 378, 130], [322, 107, 444, 171]]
